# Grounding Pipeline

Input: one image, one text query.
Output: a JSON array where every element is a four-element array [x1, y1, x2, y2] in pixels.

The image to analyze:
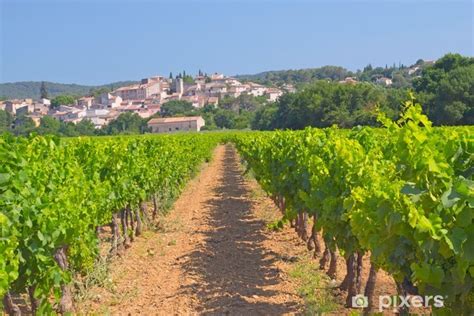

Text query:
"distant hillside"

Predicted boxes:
[[236, 66, 353, 86], [0, 81, 138, 99], [236, 61, 431, 88]]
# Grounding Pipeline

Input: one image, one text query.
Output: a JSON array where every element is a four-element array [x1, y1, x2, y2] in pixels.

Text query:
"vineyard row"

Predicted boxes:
[[0, 133, 222, 314], [234, 99, 473, 314]]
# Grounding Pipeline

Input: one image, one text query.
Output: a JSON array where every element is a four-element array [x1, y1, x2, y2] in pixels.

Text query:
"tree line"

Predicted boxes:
[[0, 111, 98, 136], [0, 111, 155, 137], [0, 81, 138, 100], [237, 61, 423, 88], [252, 54, 473, 130]]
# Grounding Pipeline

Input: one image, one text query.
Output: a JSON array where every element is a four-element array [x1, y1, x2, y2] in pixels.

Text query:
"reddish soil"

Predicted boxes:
[[79, 145, 304, 315], [78, 144, 415, 315]]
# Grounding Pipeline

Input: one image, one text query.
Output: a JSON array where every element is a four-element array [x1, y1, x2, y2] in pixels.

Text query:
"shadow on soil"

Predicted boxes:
[[180, 145, 300, 315]]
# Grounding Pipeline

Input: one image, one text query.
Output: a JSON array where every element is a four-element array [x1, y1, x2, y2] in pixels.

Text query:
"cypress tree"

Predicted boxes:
[[40, 81, 48, 99]]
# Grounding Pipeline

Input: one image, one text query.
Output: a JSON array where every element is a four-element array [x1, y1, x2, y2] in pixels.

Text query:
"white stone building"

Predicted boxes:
[[375, 77, 393, 86], [148, 116, 205, 133], [113, 78, 161, 100]]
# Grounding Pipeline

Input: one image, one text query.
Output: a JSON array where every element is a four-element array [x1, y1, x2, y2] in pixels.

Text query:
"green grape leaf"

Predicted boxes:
[[0, 173, 10, 185]]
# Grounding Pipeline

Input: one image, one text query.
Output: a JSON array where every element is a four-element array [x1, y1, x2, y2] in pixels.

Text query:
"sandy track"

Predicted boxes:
[[81, 145, 304, 315]]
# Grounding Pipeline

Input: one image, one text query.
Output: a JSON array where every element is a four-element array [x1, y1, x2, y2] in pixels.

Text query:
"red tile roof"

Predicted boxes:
[[148, 116, 203, 124]]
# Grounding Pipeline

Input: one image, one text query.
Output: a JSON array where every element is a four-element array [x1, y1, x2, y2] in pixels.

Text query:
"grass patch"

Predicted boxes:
[[289, 257, 339, 315], [155, 214, 184, 233], [73, 255, 113, 303], [167, 239, 177, 246], [109, 286, 139, 307]]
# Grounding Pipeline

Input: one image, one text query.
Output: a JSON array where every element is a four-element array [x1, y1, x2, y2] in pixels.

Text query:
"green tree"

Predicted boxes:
[[104, 112, 148, 134], [51, 95, 76, 108], [59, 121, 79, 137], [415, 58, 424, 65], [391, 72, 410, 89], [233, 111, 253, 129], [413, 53, 474, 125], [0, 109, 13, 133], [12, 115, 36, 136], [252, 80, 407, 130], [37, 115, 60, 135], [89, 87, 111, 98], [251, 105, 278, 130], [40, 81, 48, 99], [75, 119, 96, 136], [160, 100, 195, 117], [219, 94, 265, 113], [214, 109, 236, 129], [183, 76, 194, 84]]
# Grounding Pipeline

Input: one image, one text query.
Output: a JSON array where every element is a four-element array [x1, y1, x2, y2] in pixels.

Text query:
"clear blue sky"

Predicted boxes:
[[1, 0, 472, 85]]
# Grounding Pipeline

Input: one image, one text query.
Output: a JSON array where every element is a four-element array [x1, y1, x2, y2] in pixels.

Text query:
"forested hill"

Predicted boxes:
[[236, 66, 352, 85], [0, 81, 137, 99], [236, 60, 433, 88]]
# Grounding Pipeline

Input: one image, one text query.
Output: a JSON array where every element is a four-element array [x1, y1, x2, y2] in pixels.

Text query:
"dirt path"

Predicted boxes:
[[80, 145, 304, 315]]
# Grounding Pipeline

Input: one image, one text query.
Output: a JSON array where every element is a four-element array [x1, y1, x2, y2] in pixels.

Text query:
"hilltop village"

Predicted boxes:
[[1, 73, 292, 132]]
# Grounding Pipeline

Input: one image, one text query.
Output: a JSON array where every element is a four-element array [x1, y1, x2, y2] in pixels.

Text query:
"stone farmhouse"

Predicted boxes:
[[147, 116, 205, 133]]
